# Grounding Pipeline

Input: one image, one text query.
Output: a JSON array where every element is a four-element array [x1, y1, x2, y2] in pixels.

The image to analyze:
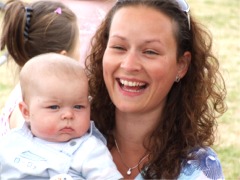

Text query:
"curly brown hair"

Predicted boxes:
[[85, 0, 227, 178], [1, 0, 78, 67]]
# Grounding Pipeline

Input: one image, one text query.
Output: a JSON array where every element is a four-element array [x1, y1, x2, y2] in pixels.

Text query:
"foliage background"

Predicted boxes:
[[0, 0, 239, 179]]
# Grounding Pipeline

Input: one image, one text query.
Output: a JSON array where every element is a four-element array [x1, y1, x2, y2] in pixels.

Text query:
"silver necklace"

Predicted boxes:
[[114, 139, 149, 176]]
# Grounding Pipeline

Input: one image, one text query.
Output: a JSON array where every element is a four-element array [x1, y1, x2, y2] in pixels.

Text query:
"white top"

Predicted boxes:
[[0, 121, 123, 180]]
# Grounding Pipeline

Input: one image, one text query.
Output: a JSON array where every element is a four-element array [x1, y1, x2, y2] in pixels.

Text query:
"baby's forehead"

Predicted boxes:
[[20, 54, 87, 88], [24, 54, 84, 74]]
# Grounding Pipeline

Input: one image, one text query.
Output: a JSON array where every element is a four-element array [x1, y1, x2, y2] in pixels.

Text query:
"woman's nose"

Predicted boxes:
[[120, 51, 141, 71]]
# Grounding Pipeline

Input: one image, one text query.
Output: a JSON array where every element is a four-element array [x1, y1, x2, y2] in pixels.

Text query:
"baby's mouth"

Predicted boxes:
[[61, 127, 74, 133]]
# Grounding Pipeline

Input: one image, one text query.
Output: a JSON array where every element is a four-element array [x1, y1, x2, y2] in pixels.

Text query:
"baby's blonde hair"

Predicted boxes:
[[20, 53, 86, 102]]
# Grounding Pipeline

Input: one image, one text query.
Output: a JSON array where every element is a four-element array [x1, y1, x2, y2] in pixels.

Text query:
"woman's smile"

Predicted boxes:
[[117, 78, 148, 93]]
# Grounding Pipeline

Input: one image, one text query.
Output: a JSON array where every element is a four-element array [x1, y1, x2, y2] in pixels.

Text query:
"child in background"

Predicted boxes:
[[0, 0, 80, 136], [60, 0, 116, 65], [0, 53, 123, 180]]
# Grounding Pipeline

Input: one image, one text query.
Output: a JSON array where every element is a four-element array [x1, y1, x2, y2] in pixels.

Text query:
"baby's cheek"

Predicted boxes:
[[45, 126, 58, 135], [37, 125, 58, 137]]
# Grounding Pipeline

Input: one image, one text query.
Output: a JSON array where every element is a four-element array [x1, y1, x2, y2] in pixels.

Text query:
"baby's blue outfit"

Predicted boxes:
[[135, 147, 224, 180], [0, 121, 122, 180]]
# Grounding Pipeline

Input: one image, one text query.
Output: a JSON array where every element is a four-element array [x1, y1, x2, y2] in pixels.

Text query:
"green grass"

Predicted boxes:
[[188, 0, 240, 179], [0, 61, 18, 110], [1, 0, 240, 179], [217, 145, 240, 179]]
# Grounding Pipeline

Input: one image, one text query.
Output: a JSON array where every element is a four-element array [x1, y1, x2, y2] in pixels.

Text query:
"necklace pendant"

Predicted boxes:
[[127, 168, 132, 175]]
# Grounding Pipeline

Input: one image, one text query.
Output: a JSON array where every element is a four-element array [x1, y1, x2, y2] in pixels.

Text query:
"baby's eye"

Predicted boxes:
[[48, 105, 59, 109], [74, 105, 84, 109]]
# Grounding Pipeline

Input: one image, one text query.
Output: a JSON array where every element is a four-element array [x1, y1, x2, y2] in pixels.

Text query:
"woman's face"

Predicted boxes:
[[103, 6, 184, 114]]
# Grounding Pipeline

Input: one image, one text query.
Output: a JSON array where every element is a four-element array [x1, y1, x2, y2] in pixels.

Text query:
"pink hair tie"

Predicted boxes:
[[54, 7, 62, 14]]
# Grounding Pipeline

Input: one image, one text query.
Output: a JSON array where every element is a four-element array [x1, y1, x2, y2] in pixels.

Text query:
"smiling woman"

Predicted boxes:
[[103, 5, 188, 113], [86, 0, 227, 179], [0, 0, 238, 179]]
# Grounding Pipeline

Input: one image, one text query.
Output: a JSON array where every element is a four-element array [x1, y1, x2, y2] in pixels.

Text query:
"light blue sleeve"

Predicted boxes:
[[178, 147, 224, 180], [135, 147, 224, 180]]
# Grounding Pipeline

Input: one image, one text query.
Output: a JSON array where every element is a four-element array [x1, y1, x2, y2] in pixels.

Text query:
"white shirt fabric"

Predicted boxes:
[[0, 121, 122, 180]]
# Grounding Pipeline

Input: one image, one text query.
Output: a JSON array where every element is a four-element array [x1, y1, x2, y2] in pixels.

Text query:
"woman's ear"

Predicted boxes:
[[177, 51, 191, 78], [19, 101, 30, 123]]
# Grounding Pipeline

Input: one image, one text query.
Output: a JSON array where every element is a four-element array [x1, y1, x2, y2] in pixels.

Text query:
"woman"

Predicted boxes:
[[86, 0, 227, 179]]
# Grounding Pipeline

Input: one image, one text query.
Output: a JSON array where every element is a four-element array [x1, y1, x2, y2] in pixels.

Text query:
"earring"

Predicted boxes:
[[175, 75, 181, 83], [88, 95, 92, 102]]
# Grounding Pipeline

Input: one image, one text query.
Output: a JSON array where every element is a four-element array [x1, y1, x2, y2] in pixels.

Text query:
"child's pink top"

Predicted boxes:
[[0, 83, 22, 137], [61, 0, 116, 65]]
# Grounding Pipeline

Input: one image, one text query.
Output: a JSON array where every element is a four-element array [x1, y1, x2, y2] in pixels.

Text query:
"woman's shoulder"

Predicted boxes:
[[178, 146, 224, 180]]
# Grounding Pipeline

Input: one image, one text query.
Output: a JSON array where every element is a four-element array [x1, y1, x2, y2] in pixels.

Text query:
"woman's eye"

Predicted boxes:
[[74, 105, 84, 109], [112, 46, 125, 51], [144, 50, 159, 55], [48, 105, 59, 109]]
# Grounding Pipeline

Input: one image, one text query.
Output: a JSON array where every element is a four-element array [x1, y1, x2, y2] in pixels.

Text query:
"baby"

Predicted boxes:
[[0, 53, 122, 180]]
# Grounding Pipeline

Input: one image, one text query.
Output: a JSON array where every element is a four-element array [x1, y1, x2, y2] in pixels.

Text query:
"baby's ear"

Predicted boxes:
[[19, 101, 30, 123], [177, 51, 191, 78]]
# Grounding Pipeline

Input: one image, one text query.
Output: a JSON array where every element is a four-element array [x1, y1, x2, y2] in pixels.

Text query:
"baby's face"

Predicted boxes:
[[26, 76, 90, 142]]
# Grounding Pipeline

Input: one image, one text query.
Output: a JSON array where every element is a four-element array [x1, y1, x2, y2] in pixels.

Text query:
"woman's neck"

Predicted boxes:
[[114, 109, 161, 144], [112, 109, 162, 178]]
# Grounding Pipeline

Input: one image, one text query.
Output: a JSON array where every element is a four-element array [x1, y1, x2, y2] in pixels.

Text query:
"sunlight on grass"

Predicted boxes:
[[217, 146, 240, 179], [188, 0, 240, 179], [0, 61, 18, 110]]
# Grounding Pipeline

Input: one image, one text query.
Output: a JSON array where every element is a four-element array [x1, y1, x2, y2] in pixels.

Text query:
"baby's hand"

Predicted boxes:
[[50, 174, 73, 180]]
